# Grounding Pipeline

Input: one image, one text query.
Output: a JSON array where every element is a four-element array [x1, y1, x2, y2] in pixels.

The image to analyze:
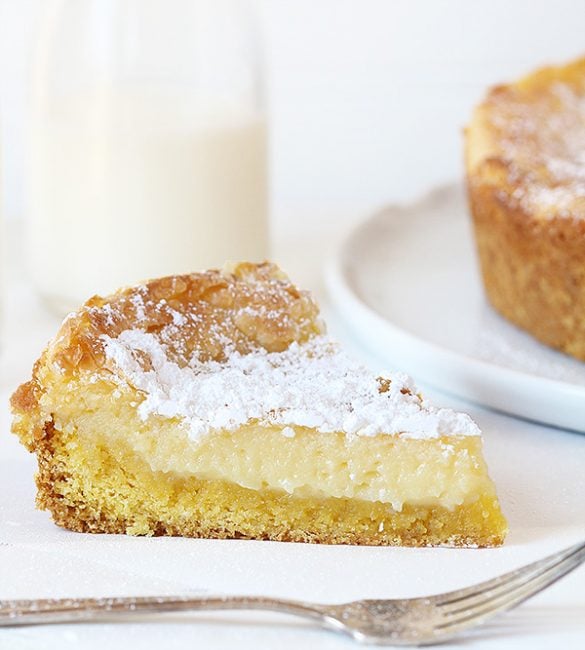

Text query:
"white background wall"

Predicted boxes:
[[1, 0, 585, 231]]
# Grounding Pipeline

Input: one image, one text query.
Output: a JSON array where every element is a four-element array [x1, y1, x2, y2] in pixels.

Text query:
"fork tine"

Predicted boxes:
[[436, 540, 585, 608], [432, 543, 585, 639]]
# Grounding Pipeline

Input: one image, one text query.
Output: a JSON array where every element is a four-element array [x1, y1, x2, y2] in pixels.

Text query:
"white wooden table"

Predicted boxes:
[[1, 222, 584, 650]]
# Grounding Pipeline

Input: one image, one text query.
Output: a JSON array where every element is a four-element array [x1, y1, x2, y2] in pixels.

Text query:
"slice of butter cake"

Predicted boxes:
[[11, 262, 507, 546]]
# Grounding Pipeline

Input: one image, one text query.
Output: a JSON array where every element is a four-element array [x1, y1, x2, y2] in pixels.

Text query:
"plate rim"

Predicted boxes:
[[325, 183, 585, 433]]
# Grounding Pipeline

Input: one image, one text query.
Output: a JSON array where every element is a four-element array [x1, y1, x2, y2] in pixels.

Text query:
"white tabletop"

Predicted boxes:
[[1, 221, 584, 650]]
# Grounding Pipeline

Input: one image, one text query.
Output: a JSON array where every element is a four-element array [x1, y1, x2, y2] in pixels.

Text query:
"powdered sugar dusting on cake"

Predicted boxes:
[[102, 331, 480, 440], [490, 80, 585, 217]]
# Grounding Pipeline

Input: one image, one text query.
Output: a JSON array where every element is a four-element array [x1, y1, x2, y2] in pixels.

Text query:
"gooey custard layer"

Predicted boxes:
[[43, 333, 495, 512]]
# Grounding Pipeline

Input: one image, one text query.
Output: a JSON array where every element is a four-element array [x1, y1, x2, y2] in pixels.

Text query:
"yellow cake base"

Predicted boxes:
[[34, 427, 505, 547]]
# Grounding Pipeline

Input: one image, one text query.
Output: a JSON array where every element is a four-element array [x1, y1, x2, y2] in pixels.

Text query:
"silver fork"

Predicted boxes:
[[1, 540, 583, 646]]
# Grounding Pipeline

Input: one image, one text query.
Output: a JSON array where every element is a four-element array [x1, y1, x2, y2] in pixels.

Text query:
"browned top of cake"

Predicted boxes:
[[465, 57, 585, 220], [11, 263, 324, 426]]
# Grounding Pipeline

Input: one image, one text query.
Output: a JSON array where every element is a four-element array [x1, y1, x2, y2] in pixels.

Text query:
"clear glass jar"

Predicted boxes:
[[27, 0, 267, 314]]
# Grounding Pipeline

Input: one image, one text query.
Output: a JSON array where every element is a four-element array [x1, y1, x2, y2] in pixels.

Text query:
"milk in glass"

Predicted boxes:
[[27, 0, 266, 313]]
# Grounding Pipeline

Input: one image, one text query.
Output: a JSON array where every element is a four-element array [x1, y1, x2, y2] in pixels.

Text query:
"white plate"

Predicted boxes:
[[326, 184, 585, 433]]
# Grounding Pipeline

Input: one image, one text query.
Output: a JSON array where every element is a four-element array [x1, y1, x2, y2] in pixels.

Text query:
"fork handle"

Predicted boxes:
[[0, 595, 332, 628]]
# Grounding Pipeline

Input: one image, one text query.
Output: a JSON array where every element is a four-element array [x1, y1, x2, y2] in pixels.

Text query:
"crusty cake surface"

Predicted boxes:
[[466, 58, 585, 360]]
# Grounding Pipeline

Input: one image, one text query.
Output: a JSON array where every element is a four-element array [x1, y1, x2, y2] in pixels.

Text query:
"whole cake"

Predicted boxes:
[[11, 263, 507, 546], [465, 57, 585, 360]]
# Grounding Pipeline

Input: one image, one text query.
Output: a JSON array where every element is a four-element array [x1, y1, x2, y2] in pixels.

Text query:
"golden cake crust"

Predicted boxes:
[[11, 262, 323, 450], [465, 58, 585, 360]]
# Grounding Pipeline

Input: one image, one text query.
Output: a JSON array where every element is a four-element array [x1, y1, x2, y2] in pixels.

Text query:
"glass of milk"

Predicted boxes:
[[27, 0, 268, 314]]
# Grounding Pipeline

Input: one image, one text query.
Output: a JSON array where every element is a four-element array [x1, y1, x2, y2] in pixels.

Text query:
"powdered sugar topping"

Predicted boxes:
[[492, 81, 585, 216], [102, 331, 480, 440]]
